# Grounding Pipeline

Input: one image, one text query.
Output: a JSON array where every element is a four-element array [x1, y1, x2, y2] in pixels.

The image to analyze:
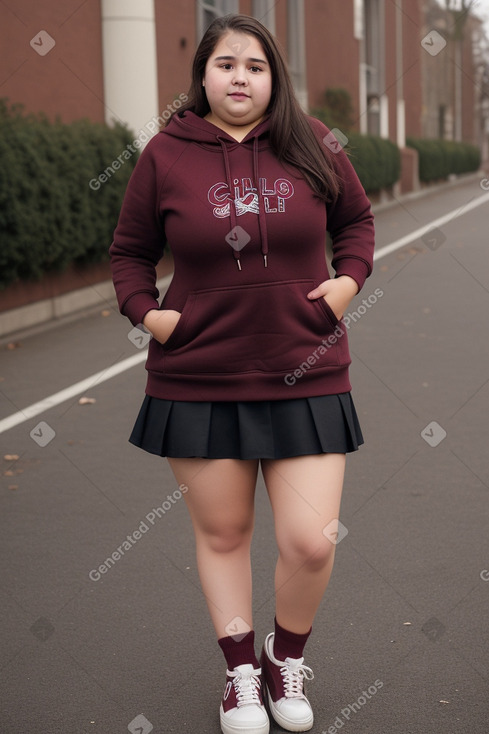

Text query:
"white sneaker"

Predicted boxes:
[[219, 663, 270, 734], [260, 632, 314, 732]]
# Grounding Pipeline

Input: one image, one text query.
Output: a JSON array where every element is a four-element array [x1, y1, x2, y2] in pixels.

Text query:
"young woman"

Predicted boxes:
[[110, 14, 374, 734]]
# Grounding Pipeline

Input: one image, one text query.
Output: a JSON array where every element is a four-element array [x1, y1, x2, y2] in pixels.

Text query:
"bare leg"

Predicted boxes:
[[167, 457, 259, 639], [261, 453, 346, 634]]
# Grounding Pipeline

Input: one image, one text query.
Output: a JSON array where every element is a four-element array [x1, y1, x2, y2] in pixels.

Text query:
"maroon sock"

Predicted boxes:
[[273, 617, 312, 661], [218, 630, 260, 670]]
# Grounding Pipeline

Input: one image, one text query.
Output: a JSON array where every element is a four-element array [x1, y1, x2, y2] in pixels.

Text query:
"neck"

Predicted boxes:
[[204, 114, 264, 142]]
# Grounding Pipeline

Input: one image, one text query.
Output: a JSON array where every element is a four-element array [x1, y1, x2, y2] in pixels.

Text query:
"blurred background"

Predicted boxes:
[[0, 0, 488, 334]]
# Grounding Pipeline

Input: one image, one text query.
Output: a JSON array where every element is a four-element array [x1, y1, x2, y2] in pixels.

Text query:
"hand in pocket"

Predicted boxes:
[[307, 275, 359, 320], [142, 309, 182, 345]]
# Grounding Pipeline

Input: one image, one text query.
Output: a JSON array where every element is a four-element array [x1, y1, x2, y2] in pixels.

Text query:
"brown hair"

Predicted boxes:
[[168, 14, 341, 203]]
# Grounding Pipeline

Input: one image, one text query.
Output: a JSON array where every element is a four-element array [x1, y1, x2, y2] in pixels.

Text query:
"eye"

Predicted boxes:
[[250, 66, 263, 73], [219, 63, 233, 70]]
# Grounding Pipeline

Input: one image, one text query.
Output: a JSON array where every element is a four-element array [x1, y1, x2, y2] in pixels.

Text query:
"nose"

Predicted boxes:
[[232, 65, 248, 86]]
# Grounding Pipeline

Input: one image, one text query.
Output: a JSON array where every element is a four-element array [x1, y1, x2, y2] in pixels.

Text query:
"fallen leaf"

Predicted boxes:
[[101, 310, 111, 317], [78, 397, 96, 405], [403, 622, 412, 626], [9, 485, 19, 491], [6, 342, 21, 350], [4, 454, 19, 461]]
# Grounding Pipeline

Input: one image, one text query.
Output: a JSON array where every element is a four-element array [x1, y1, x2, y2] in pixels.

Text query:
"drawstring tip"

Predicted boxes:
[[263, 254, 268, 268], [236, 258, 242, 271]]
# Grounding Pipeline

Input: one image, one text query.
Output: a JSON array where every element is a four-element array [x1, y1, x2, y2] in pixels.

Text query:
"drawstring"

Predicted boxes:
[[217, 136, 242, 270], [253, 136, 268, 268], [217, 134, 269, 270]]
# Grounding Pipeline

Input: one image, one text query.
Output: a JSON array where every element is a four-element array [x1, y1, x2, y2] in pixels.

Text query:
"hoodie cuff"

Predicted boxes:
[[122, 292, 160, 327], [334, 258, 371, 292]]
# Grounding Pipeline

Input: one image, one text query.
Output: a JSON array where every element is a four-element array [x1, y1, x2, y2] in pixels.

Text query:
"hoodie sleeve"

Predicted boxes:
[[308, 117, 375, 292], [109, 135, 166, 327]]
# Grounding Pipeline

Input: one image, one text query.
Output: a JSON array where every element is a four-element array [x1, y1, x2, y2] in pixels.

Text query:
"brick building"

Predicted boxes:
[[0, 0, 483, 149]]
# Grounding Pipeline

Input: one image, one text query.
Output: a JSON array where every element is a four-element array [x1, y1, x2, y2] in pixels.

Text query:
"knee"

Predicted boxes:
[[279, 535, 335, 572], [202, 521, 253, 554]]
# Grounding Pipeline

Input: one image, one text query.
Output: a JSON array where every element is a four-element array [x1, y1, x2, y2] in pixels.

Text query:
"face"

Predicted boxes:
[[202, 32, 272, 129]]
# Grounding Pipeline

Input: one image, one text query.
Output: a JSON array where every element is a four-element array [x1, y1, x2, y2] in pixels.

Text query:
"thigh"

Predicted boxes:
[[167, 457, 260, 534], [261, 453, 346, 546]]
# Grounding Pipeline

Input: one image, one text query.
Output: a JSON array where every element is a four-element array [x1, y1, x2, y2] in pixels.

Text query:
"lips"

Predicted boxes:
[[228, 93, 249, 99]]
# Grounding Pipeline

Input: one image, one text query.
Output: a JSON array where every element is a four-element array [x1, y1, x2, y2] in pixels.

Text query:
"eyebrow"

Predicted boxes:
[[214, 55, 268, 64]]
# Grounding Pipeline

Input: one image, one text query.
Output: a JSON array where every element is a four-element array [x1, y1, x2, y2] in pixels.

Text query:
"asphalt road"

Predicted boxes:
[[1, 175, 489, 734]]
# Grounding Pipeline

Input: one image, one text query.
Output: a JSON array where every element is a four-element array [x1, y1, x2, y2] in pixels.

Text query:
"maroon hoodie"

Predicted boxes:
[[109, 112, 375, 401]]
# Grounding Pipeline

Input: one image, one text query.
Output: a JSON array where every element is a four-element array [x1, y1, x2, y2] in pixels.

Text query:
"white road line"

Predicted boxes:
[[0, 352, 146, 434], [1, 191, 488, 435], [373, 190, 489, 261]]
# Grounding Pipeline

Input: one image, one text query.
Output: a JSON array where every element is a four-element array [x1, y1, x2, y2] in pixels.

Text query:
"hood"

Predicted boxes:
[[162, 111, 272, 270], [163, 109, 271, 145]]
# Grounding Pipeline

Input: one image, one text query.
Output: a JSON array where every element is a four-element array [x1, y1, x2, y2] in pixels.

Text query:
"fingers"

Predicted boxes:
[[307, 284, 330, 300]]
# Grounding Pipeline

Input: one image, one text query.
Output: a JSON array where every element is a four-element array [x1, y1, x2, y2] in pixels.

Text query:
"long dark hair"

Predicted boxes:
[[168, 14, 341, 203]]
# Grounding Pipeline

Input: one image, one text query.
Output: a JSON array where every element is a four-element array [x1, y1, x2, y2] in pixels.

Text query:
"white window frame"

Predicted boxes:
[[196, 0, 240, 40], [252, 0, 276, 34]]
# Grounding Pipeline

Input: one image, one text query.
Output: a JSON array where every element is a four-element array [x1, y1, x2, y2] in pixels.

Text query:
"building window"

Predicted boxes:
[[287, 0, 307, 111], [354, 0, 364, 40], [252, 0, 276, 34], [364, 0, 385, 136], [196, 0, 240, 40]]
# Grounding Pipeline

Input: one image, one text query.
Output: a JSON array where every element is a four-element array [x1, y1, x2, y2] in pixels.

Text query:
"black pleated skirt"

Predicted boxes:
[[129, 393, 364, 460]]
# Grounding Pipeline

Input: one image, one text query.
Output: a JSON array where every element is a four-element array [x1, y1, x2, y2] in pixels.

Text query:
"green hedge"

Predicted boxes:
[[0, 99, 139, 291], [344, 132, 401, 194], [311, 107, 401, 194], [406, 137, 481, 182]]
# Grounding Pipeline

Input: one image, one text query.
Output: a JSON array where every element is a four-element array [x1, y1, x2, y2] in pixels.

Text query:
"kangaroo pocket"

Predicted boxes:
[[153, 279, 350, 375]]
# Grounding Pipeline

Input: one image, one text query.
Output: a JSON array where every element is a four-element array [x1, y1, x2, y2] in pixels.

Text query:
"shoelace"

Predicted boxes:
[[231, 668, 263, 707], [280, 658, 314, 699]]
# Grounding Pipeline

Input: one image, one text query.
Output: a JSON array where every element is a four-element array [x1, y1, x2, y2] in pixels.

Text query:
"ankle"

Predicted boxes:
[[273, 617, 312, 661], [218, 629, 260, 670]]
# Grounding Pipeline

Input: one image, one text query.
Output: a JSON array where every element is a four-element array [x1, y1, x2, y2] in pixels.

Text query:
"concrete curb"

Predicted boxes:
[[1, 170, 487, 342], [0, 275, 173, 347], [370, 170, 486, 214]]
